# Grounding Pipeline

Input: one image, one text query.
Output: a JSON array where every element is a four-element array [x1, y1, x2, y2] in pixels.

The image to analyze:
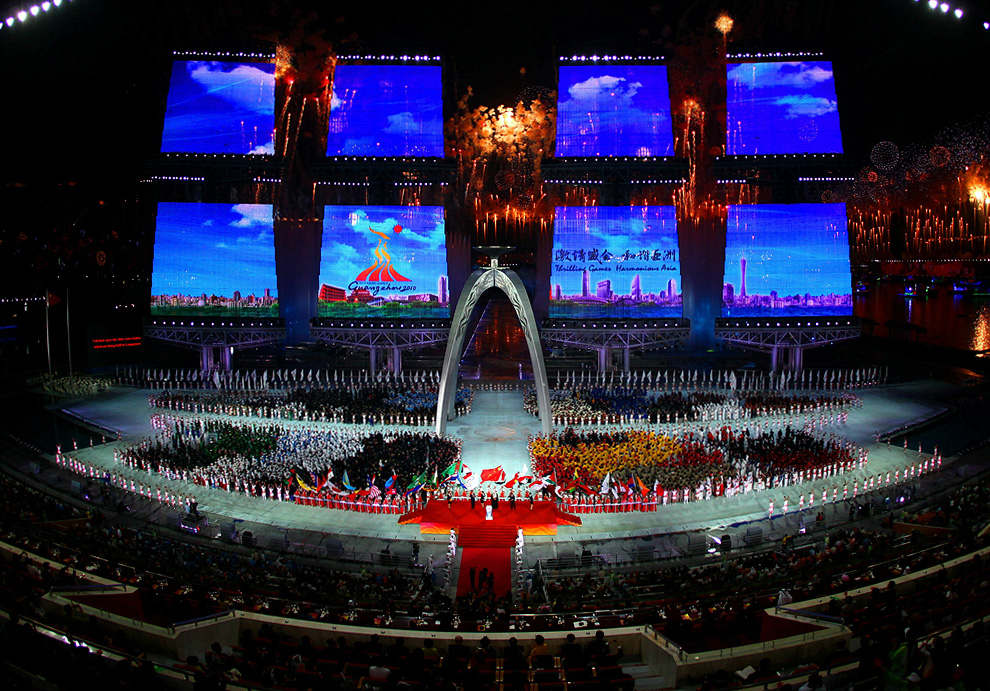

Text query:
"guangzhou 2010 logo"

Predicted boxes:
[[356, 225, 410, 282]]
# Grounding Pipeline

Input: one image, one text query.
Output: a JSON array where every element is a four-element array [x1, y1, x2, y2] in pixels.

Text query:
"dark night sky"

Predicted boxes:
[[0, 0, 987, 186]]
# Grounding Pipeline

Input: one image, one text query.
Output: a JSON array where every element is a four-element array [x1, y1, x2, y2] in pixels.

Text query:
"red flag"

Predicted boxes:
[[47, 292, 61, 307], [504, 472, 532, 489], [480, 466, 506, 483], [637, 475, 649, 496]]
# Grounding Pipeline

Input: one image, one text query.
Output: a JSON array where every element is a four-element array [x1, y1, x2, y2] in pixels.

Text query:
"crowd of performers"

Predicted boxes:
[[115, 366, 442, 390], [525, 386, 861, 426], [148, 383, 474, 426], [47, 371, 948, 517], [529, 423, 869, 506], [551, 367, 885, 391], [107, 415, 461, 511]]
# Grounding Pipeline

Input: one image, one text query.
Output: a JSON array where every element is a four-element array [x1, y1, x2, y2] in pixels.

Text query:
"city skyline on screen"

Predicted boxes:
[[151, 203, 277, 315], [556, 66, 674, 157], [161, 60, 276, 154], [327, 65, 444, 156], [726, 60, 843, 155], [551, 206, 681, 318], [723, 203, 852, 317], [319, 206, 448, 317]]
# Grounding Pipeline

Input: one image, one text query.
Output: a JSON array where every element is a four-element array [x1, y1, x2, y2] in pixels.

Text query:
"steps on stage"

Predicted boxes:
[[398, 499, 581, 535], [457, 523, 518, 548]]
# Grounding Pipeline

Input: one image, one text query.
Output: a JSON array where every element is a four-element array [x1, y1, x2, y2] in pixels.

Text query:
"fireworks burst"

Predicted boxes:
[[714, 13, 734, 36]]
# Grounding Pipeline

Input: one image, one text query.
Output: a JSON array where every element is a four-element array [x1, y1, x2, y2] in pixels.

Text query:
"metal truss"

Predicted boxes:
[[312, 158, 455, 186], [715, 322, 861, 352], [144, 322, 285, 350], [144, 155, 455, 187], [310, 320, 450, 351], [541, 320, 691, 351], [712, 155, 857, 202], [145, 155, 285, 184], [542, 158, 689, 186]]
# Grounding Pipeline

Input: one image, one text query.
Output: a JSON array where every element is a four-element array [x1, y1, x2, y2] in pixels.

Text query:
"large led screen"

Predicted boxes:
[[160, 61, 276, 154], [319, 206, 448, 317], [726, 61, 842, 155], [151, 203, 277, 316], [327, 66, 443, 156], [722, 204, 852, 317], [556, 66, 674, 157], [551, 206, 681, 318]]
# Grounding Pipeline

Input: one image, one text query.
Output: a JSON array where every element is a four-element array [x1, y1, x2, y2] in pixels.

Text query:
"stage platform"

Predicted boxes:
[[55, 380, 965, 550], [399, 500, 582, 536], [34, 379, 986, 599]]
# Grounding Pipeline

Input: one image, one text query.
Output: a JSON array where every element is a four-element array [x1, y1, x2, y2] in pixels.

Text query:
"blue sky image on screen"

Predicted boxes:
[[723, 203, 852, 317], [161, 61, 276, 154], [327, 66, 443, 156], [726, 61, 842, 155], [151, 203, 277, 316], [556, 66, 674, 157], [551, 206, 680, 318], [319, 206, 448, 317]]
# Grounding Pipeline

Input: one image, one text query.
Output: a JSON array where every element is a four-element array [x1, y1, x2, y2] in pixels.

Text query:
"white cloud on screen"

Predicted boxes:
[[230, 204, 272, 228], [248, 139, 275, 155], [774, 95, 838, 119], [187, 62, 274, 113], [727, 61, 834, 89], [567, 75, 643, 107], [384, 111, 418, 134]]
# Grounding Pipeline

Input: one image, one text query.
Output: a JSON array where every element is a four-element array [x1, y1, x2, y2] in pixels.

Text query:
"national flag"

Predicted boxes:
[[46, 292, 60, 307], [529, 475, 552, 492], [366, 475, 381, 499], [384, 473, 398, 495], [293, 469, 319, 492], [441, 463, 468, 490], [480, 466, 506, 483], [504, 472, 532, 489], [441, 461, 460, 478], [406, 469, 427, 490], [599, 472, 612, 496], [636, 475, 649, 496], [341, 470, 355, 491], [431, 466, 438, 488]]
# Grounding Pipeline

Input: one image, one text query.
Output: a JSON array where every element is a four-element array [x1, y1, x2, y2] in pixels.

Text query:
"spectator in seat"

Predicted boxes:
[[561, 633, 583, 666], [421, 639, 440, 664], [586, 630, 610, 660], [387, 636, 409, 662], [448, 635, 470, 663]]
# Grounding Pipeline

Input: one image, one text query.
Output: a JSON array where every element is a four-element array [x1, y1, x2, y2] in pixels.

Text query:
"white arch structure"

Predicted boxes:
[[435, 251, 552, 436]]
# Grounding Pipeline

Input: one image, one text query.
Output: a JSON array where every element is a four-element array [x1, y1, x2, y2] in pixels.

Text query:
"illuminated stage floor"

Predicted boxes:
[[59, 381, 970, 548], [49, 380, 987, 593]]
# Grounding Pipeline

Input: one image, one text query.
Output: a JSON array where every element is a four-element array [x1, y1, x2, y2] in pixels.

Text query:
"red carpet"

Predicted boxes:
[[458, 523, 518, 548], [398, 499, 581, 535], [456, 547, 512, 599]]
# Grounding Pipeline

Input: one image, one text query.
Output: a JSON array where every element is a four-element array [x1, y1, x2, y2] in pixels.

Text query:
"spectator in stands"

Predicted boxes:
[[586, 629, 610, 660], [447, 635, 470, 664], [561, 633, 582, 666]]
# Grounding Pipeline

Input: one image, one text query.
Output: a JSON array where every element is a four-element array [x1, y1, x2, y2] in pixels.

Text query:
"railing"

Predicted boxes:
[[775, 607, 845, 626], [172, 609, 236, 629]]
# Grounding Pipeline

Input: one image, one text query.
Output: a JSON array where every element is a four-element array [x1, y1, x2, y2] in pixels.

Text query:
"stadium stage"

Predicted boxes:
[[54, 379, 969, 571]]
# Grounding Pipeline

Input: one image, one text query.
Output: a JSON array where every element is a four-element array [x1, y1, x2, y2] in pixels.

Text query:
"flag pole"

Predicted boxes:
[[44, 290, 54, 403], [65, 284, 73, 377]]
